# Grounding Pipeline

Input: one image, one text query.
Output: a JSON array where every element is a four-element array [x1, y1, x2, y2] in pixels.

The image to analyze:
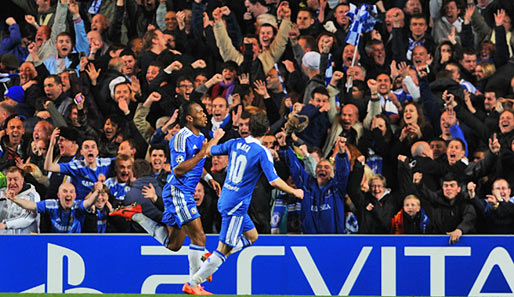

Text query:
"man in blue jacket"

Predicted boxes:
[[280, 135, 350, 233]]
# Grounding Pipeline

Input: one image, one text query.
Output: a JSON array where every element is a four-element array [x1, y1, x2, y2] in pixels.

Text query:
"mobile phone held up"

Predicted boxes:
[[74, 94, 84, 105]]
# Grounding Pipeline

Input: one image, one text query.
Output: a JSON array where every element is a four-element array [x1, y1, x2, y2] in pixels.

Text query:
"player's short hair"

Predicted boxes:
[[179, 101, 198, 127], [249, 112, 269, 137], [133, 159, 153, 178]]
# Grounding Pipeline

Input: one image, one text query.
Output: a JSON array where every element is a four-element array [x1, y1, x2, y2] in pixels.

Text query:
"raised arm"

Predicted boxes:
[[363, 79, 382, 129], [156, 0, 167, 31], [327, 72, 343, 124], [82, 182, 102, 210], [212, 8, 244, 65], [264, 3, 292, 70], [107, 0, 125, 43], [334, 137, 351, 195], [51, 0, 69, 45], [44, 128, 62, 173], [69, 1, 89, 55]]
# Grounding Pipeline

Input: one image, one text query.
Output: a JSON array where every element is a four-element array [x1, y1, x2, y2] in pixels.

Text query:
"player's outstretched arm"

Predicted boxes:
[[205, 128, 225, 157], [270, 178, 304, 199], [7, 191, 37, 212]]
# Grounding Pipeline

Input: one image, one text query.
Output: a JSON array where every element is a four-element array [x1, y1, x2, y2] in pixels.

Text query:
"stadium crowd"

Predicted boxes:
[[0, 0, 514, 242]]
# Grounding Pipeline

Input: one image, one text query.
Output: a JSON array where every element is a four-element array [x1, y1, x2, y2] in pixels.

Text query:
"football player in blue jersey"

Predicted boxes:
[[162, 101, 225, 293], [110, 102, 224, 293], [44, 133, 114, 200], [184, 112, 304, 295]]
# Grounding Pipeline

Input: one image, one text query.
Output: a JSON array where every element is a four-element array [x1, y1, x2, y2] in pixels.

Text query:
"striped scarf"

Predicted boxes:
[[391, 208, 430, 234]]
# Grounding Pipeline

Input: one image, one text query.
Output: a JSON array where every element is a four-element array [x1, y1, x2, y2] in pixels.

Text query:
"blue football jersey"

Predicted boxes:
[[211, 136, 279, 216], [164, 127, 206, 195], [105, 177, 130, 201], [59, 157, 114, 199], [95, 208, 109, 233], [36, 199, 88, 233]]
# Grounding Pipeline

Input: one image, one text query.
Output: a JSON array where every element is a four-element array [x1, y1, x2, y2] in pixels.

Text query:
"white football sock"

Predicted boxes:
[[132, 213, 168, 245], [188, 244, 205, 284], [191, 250, 226, 286]]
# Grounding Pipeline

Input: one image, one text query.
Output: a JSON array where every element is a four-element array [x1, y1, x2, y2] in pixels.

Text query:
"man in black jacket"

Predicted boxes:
[[413, 172, 476, 244]]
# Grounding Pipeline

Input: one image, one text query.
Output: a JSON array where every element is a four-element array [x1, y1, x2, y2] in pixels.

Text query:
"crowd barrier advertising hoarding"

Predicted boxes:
[[1, 234, 513, 296]]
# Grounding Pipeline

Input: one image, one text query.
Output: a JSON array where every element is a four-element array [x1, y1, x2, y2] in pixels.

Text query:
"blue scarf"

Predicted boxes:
[[209, 114, 230, 138], [407, 37, 424, 61], [419, 208, 430, 234]]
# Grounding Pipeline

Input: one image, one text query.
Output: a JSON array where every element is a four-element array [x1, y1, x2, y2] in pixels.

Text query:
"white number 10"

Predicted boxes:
[[229, 152, 247, 184]]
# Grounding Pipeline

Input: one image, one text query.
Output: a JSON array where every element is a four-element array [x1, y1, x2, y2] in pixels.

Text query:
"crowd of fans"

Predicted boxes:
[[0, 0, 514, 242]]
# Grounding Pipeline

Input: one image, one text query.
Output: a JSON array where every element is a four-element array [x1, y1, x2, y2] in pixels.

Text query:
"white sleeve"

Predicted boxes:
[[5, 210, 37, 230], [404, 75, 421, 102]]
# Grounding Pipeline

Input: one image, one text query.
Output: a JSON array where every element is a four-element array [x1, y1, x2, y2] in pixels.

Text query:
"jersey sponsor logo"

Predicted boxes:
[[81, 180, 95, 187], [223, 184, 240, 192], [310, 203, 332, 212]]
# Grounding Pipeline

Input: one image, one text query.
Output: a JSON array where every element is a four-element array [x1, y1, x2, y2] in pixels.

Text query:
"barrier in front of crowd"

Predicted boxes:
[[1, 234, 513, 296]]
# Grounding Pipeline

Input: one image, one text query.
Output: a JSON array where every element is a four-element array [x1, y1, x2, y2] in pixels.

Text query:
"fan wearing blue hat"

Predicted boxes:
[[3, 86, 25, 103]]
